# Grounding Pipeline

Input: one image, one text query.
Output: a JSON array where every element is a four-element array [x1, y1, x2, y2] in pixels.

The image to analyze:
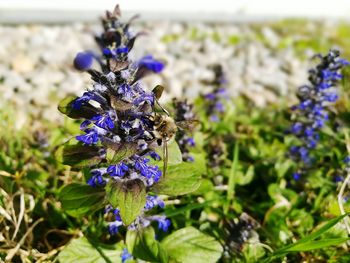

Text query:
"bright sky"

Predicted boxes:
[[1, 0, 350, 19]]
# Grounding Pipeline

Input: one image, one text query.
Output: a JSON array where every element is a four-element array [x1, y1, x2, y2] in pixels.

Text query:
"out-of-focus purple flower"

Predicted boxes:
[[203, 64, 228, 123], [173, 98, 196, 162], [121, 248, 133, 263], [74, 51, 94, 71], [139, 55, 164, 73], [289, 50, 348, 174], [292, 172, 301, 181], [144, 195, 165, 210]]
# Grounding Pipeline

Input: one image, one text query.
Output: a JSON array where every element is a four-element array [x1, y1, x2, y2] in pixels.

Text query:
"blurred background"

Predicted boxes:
[[1, 0, 350, 126]]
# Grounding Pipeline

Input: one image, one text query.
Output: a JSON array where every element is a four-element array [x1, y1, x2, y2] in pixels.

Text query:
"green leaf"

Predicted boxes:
[[161, 227, 223, 263], [58, 236, 122, 263], [235, 165, 254, 186], [151, 161, 203, 196], [55, 143, 102, 168], [242, 243, 266, 262], [154, 140, 183, 165], [59, 183, 105, 217], [103, 141, 138, 164], [105, 179, 146, 225], [191, 179, 214, 195], [58, 95, 99, 119], [126, 227, 168, 263]]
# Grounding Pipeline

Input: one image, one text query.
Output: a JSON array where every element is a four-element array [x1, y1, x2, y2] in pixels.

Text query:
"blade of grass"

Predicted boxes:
[[225, 142, 239, 214], [274, 213, 349, 255], [283, 237, 350, 252]]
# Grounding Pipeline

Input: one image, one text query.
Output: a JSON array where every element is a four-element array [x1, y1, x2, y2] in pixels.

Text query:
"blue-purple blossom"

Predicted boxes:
[[173, 99, 196, 162], [121, 248, 133, 263], [144, 195, 165, 210], [88, 169, 107, 187], [155, 216, 171, 232], [72, 91, 107, 110], [92, 113, 115, 130], [73, 51, 94, 71], [292, 172, 301, 181], [107, 162, 129, 177], [289, 50, 349, 178], [344, 156, 350, 166], [59, 5, 173, 235], [203, 64, 228, 123], [139, 55, 164, 73], [76, 129, 99, 145]]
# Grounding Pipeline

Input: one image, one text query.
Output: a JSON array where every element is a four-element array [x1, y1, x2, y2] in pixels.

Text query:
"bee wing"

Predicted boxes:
[[152, 85, 170, 116], [152, 85, 164, 100], [176, 120, 200, 133]]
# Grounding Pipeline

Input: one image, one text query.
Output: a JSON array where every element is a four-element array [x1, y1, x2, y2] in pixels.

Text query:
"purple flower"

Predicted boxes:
[[144, 195, 165, 210], [155, 216, 171, 232], [134, 158, 151, 177], [121, 248, 133, 263], [72, 91, 106, 110], [116, 47, 129, 54], [344, 156, 350, 166], [76, 129, 99, 145], [139, 55, 164, 73], [289, 50, 348, 179], [205, 93, 216, 101], [133, 93, 154, 106], [118, 84, 134, 100], [292, 172, 301, 181], [92, 113, 115, 130], [146, 165, 162, 183], [187, 137, 195, 147], [108, 220, 123, 235], [148, 151, 161, 161], [87, 169, 106, 187], [291, 122, 303, 134], [73, 51, 94, 71], [60, 5, 172, 232], [107, 162, 129, 177]]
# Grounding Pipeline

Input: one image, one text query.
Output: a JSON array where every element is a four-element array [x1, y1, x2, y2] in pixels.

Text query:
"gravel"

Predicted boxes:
[[0, 20, 341, 126]]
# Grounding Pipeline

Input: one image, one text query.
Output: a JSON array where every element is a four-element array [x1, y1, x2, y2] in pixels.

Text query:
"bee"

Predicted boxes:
[[221, 213, 260, 259], [151, 85, 199, 177]]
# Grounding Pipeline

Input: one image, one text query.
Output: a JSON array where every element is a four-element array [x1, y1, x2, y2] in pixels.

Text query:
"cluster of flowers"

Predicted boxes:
[[289, 50, 349, 179], [106, 195, 170, 236], [204, 64, 228, 122], [173, 99, 196, 162], [69, 5, 170, 235], [207, 138, 226, 169]]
